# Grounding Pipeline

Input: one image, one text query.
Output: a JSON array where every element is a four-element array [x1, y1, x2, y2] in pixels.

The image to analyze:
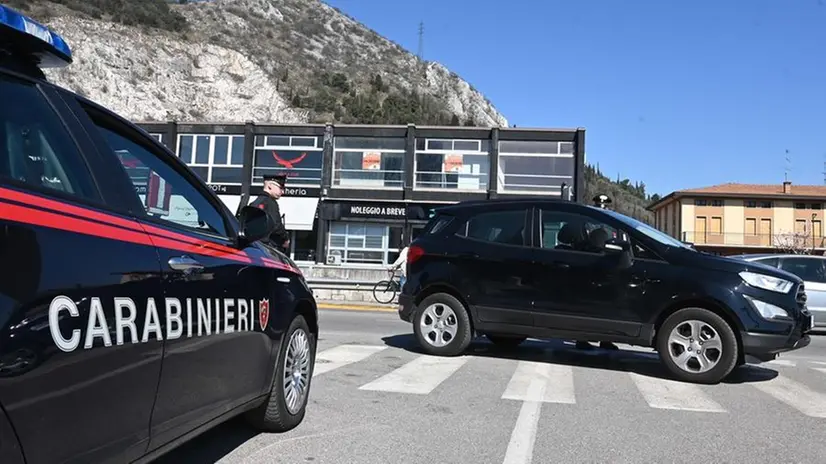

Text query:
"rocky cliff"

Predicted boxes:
[[13, 0, 508, 126]]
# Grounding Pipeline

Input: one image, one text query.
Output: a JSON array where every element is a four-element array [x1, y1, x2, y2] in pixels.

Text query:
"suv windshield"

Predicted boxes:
[[597, 207, 694, 250]]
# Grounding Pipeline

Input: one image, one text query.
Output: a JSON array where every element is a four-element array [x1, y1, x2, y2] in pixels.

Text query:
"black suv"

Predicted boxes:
[[0, 7, 317, 463], [398, 198, 812, 384]]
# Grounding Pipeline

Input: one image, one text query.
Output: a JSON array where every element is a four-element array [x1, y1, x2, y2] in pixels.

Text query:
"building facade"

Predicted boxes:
[[648, 181, 826, 254], [138, 121, 586, 266]]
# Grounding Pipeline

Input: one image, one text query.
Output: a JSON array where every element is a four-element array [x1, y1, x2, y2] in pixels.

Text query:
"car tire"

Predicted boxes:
[[656, 307, 738, 384], [246, 314, 315, 433], [413, 293, 472, 357], [486, 334, 526, 349]]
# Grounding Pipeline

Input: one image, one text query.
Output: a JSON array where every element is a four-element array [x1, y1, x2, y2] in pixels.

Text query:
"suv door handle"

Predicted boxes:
[[168, 256, 204, 272], [457, 252, 479, 259], [551, 261, 570, 269]]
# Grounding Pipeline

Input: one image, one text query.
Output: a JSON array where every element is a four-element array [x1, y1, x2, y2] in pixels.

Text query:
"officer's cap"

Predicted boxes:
[[263, 174, 287, 188]]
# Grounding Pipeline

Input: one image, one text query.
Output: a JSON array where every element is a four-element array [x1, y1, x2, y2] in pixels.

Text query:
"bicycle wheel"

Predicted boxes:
[[372, 280, 397, 304]]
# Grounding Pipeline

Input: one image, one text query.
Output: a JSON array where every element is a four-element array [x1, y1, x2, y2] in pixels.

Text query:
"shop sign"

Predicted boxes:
[[344, 203, 407, 219]]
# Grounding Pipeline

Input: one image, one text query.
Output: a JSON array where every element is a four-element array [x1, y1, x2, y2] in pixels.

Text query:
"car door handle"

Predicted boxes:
[[168, 256, 204, 272], [277, 277, 291, 283], [551, 261, 570, 269]]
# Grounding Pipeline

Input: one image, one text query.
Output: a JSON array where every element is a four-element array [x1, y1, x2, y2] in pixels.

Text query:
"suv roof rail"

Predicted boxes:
[[0, 5, 72, 79]]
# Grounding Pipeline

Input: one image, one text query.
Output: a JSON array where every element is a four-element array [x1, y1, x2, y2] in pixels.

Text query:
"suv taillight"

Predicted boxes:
[[408, 245, 425, 265]]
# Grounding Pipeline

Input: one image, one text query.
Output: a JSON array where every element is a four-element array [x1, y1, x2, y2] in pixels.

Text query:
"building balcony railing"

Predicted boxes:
[[682, 231, 826, 250]]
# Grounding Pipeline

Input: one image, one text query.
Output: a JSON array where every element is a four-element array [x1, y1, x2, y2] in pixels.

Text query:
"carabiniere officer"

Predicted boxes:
[[250, 173, 290, 254]]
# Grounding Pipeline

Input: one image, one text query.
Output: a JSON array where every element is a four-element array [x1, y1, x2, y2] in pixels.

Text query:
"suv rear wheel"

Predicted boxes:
[[656, 307, 738, 384], [413, 293, 472, 356]]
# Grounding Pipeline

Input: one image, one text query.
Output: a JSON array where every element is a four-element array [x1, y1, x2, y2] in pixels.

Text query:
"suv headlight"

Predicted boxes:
[[739, 271, 794, 294]]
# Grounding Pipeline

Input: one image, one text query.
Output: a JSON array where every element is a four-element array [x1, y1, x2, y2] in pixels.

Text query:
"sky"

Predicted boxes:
[[322, 0, 826, 198]]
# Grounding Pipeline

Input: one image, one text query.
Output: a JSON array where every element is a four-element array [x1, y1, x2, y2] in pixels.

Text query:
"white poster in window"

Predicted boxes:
[[362, 151, 381, 170], [443, 154, 463, 173]]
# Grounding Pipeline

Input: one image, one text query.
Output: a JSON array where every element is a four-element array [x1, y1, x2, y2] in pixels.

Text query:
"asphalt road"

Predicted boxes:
[[157, 309, 826, 464]]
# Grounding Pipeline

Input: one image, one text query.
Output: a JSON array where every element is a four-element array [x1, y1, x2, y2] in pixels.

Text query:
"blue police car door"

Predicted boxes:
[[0, 74, 165, 462], [73, 103, 277, 448]]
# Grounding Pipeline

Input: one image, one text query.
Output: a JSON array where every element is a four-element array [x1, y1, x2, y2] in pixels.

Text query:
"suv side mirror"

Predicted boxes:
[[603, 237, 631, 253], [236, 205, 274, 246], [603, 237, 632, 269]]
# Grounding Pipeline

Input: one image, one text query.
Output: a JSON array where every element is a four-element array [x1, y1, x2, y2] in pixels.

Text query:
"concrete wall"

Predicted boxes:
[[299, 264, 395, 305]]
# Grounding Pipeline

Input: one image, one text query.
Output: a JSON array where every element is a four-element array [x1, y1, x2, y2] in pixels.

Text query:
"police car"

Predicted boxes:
[[0, 6, 318, 463]]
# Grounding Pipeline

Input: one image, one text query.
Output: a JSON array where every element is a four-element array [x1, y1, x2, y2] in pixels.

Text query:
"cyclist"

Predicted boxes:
[[388, 239, 409, 289]]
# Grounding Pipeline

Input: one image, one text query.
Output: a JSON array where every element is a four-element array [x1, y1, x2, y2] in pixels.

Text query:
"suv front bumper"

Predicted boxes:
[[742, 332, 811, 362]]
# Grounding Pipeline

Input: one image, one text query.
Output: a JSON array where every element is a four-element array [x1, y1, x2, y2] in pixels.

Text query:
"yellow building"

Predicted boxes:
[[648, 181, 826, 254]]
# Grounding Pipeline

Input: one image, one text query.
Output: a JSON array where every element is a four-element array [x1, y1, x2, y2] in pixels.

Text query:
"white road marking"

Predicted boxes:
[[751, 375, 826, 418], [502, 361, 576, 404], [502, 378, 545, 464], [358, 354, 468, 394], [312, 344, 387, 377], [629, 373, 726, 412], [812, 361, 826, 366], [765, 359, 797, 367], [811, 367, 826, 376]]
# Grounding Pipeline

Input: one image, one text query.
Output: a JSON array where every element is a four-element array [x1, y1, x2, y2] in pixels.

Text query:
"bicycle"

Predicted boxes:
[[372, 268, 403, 304]]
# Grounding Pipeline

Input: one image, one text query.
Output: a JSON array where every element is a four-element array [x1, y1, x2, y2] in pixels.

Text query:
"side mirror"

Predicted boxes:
[[236, 205, 274, 246], [603, 237, 632, 269], [603, 237, 631, 253]]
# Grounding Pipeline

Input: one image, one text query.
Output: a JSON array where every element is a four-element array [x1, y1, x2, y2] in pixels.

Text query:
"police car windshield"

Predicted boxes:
[[597, 207, 694, 250]]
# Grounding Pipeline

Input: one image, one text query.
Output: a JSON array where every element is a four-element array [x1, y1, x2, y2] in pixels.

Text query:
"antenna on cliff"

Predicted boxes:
[[784, 149, 791, 182], [417, 21, 424, 63], [414, 21, 425, 96]]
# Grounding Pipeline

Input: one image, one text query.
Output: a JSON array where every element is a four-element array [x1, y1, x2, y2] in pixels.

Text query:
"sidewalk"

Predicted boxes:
[[316, 299, 398, 313]]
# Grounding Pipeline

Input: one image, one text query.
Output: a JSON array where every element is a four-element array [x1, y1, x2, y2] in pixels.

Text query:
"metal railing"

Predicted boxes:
[[681, 231, 826, 249]]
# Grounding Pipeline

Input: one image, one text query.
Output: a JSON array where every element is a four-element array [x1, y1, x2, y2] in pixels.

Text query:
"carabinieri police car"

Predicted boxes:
[[0, 6, 318, 463]]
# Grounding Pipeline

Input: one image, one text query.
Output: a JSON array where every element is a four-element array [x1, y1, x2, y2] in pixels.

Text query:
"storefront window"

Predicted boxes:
[[253, 135, 323, 186], [333, 137, 405, 189], [177, 134, 245, 186], [414, 138, 490, 191], [290, 226, 318, 262], [498, 140, 574, 194], [327, 222, 395, 265]]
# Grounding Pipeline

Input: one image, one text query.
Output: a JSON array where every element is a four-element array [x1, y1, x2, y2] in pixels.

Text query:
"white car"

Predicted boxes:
[[732, 254, 826, 330]]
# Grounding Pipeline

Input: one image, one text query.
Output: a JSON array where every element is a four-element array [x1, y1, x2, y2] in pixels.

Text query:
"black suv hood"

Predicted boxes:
[[669, 247, 802, 283]]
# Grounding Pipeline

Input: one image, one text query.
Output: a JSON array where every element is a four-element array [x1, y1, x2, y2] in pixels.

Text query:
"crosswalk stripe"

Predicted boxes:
[[358, 354, 469, 394], [313, 344, 387, 377], [629, 373, 726, 412], [751, 375, 826, 418], [502, 379, 545, 464], [501, 361, 576, 404]]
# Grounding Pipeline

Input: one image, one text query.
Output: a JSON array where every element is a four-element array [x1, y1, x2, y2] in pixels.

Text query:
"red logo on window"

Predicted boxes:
[[271, 151, 307, 169]]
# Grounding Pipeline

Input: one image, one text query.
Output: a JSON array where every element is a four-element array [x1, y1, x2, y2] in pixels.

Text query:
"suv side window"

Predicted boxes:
[[88, 119, 229, 238], [0, 74, 98, 202], [540, 209, 624, 254], [630, 238, 659, 260], [756, 257, 780, 268], [780, 257, 826, 284], [459, 209, 527, 246]]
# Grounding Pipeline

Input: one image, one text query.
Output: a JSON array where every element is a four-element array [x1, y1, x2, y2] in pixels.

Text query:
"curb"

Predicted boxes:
[[317, 302, 397, 313]]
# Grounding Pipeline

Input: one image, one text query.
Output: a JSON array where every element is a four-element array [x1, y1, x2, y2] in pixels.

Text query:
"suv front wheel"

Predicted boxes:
[[413, 293, 472, 356], [656, 307, 739, 384]]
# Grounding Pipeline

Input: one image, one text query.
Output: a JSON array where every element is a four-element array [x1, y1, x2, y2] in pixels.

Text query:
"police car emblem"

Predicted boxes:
[[259, 299, 270, 329]]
